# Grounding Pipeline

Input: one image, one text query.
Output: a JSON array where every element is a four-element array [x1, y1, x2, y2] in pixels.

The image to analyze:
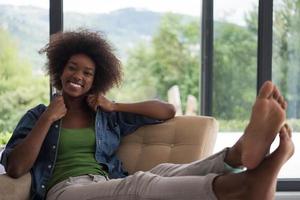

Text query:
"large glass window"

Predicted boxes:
[[0, 2, 49, 133], [272, 0, 300, 178], [63, 0, 201, 116], [213, 0, 258, 152], [0, 1, 49, 171]]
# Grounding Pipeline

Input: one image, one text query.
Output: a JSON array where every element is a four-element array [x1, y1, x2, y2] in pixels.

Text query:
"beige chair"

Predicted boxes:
[[0, 116, 218, 200]]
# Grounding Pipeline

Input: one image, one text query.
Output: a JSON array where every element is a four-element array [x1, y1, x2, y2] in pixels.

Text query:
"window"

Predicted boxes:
[[63, 0, 201, 116], [209, 0, 300, 187], [272, 0, 300, 178], [212, 0, 258, 153], [0, 1, 49, 138]]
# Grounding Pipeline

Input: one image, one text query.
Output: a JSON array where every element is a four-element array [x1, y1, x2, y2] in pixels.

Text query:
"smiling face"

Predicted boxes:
[[60, 54, 96, 97]]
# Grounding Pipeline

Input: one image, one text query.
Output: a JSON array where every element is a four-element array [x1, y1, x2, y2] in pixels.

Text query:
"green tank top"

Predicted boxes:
[[46, 127, 108, 190]]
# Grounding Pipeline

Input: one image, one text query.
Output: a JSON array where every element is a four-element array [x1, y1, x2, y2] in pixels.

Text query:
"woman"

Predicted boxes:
[[1, 29, 294, 200]]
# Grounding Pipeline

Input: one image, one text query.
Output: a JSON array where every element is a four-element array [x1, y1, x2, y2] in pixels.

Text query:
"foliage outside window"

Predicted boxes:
[[0, 28, 49, 134]]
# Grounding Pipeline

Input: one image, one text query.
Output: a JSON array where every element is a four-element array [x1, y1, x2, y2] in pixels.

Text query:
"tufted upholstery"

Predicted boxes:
[[0, 115, 218, 200], [0, 173, 31, 200], [117, 116, 218, 174]]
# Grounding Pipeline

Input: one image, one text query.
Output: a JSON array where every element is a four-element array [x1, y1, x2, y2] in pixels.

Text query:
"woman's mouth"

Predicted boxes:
[[68, 81, 83, 88]]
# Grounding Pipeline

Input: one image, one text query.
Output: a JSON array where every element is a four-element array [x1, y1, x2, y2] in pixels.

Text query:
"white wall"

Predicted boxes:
[[276, 192, 300, 200]]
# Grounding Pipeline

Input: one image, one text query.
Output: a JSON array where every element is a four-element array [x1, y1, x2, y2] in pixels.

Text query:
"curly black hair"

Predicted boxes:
[[40, 29, 122, 94]]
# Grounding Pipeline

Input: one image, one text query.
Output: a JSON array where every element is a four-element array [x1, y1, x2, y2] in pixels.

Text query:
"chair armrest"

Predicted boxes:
[[0, 173, 31, 200]]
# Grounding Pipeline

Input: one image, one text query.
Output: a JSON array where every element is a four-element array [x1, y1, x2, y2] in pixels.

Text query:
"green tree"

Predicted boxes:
[[151, 14, 200, 106], [117, 13, 257, 119], [0, 28, 49, 132], [110, 13, 200, 113], [108, 43, 158, 101], [213, 22, 257, 119], [272, 0, 300, 118], [244, 1, 300, 120]]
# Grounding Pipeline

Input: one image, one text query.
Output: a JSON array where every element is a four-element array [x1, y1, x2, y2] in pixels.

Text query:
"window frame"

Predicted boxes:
[[49, 0, 63, 99], [200, 0, 300, 192]]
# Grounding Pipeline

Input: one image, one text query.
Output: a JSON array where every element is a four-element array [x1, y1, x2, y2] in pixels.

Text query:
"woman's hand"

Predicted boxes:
[[87, 94, 115, 112], [43, 95, 67, 123], [6, 94, 67, 178], [87, 94, 175, 120]]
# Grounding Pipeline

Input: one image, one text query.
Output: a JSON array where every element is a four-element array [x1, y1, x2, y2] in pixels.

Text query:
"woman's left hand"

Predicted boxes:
[[87, 94, 115, 112]]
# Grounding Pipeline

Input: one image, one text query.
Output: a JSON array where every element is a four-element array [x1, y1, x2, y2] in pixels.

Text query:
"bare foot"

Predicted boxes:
[[224, 81, 287, 169], [239, 81, 287, 169], [214, 125, 294, 200]]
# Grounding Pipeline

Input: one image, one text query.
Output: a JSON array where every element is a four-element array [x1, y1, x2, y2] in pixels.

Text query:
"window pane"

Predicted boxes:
[[63, 1, 201, 116], [0, 2, 49, 172], [213, 0, 258, 152], [272, 0, 300, 178], [0, 2, 49, 134]]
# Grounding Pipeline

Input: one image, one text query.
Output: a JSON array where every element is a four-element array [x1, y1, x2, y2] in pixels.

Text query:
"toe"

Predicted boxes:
[[278, 96, 285, 108], [279, 124, 293, 146], [278, 125, 294, 158], [283, 100, 288, 110], [285, 123, 292, 138], [279, 125, 287, 136], [258, 81, 274, 99], [273, 86, 281, 101]]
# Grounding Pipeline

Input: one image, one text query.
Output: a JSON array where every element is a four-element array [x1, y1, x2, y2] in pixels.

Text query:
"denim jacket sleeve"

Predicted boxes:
[[0, 104, 45, 170], [115, 111, 163, 136], [96, 110, 164, 178]]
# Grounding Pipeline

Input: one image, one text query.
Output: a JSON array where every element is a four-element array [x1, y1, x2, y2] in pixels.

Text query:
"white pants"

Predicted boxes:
[[46, 149, 230, 200]]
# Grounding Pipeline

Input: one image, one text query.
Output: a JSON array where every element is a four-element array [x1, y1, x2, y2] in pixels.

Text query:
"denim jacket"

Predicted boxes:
[[0, 104, 162, 200]]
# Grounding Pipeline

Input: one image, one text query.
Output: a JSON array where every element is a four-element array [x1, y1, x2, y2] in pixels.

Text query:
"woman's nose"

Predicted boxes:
[[72, 71, 83, 80]]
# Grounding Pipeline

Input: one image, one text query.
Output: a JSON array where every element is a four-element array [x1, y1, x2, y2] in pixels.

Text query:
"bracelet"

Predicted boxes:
[[224, 162, 245, 174]]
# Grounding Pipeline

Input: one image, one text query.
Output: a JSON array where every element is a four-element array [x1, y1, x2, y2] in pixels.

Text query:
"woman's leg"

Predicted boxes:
[[47, 172, 219, 200], [149, 148, 229, 176], [46, 128, 293, 200], [150, 81, 287, 177], [213, 126, 294, 200]]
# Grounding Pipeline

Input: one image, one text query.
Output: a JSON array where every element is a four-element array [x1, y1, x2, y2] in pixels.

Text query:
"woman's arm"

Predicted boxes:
[[6, 96, 67, 178], [112, 100, 176, 120], [87, 95, 176, 120]]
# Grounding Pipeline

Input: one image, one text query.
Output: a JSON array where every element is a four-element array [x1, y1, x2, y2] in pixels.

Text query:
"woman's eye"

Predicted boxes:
[[84, 71, 94, 76], [67, 65, 76, 70]]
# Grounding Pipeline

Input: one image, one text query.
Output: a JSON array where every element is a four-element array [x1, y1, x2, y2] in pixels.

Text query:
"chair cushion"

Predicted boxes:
[[117, 116, 218, 174], [0, 173, 31, 200]]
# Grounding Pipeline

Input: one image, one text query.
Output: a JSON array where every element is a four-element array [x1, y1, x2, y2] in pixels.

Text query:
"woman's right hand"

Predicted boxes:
[[43, 95, 67, 123], [6, 94, 67, 178]]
